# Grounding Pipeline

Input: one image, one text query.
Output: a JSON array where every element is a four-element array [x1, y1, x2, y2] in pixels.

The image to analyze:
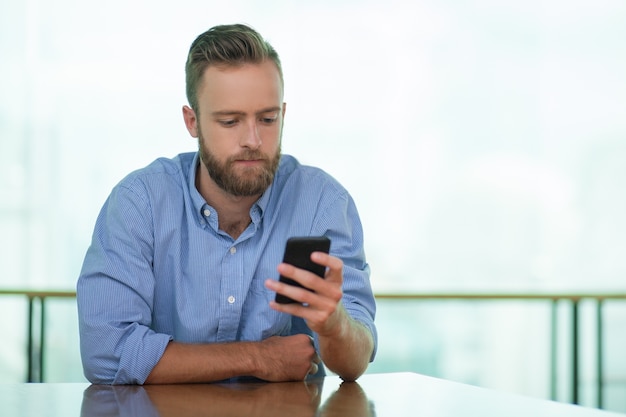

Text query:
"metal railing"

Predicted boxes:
[[0, 289, 76, 383], [376, 292, 626, 408], [2, 289, 625, 409]]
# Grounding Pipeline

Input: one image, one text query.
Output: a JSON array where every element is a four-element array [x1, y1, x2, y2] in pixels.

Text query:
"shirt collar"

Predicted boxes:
[[189, 152, 208, 219]]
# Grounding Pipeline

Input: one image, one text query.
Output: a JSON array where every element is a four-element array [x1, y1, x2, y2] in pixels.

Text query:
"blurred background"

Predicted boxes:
[[1, 0, 625, 412]]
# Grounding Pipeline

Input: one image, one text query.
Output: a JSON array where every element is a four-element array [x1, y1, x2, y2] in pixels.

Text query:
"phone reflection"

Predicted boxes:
[[80, 378, 375, 417]]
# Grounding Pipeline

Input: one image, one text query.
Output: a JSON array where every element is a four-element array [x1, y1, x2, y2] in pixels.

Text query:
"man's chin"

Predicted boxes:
[[223, 174, 273, 197], [232, 166, 268, 182]]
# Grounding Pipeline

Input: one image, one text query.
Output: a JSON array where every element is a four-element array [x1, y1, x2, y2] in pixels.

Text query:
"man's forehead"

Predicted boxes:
[[198, 61, 284, 111], [200, 61, 282, 87]]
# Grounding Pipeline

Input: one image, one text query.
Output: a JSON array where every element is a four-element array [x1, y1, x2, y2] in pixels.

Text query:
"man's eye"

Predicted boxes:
[[219, 119, 237, 127], [261, 117, 277, 124]]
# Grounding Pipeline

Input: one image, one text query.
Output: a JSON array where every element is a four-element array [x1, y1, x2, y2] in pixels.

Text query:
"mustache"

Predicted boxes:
[[229, 150, 267, 161]]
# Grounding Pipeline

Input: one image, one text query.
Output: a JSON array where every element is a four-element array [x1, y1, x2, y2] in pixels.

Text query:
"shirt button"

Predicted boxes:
[[230, 247, 237, 254], [203, 209, 211, 217], [227, 295, 235, 304]]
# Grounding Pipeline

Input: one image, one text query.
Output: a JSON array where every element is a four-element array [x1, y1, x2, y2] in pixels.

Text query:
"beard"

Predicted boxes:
[[198, 135, 281, 197]]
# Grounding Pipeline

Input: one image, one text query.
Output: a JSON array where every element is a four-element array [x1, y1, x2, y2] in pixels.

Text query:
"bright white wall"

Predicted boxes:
[[1, 0, 625, 409]]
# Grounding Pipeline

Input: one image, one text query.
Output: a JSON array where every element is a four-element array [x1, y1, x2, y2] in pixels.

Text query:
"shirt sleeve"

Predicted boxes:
[[77, 179, 172, 384], [313, 188, 378, 361]]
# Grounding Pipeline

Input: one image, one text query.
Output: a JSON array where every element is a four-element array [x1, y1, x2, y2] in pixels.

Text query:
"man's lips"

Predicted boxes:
[[234, 159, 264, 166]]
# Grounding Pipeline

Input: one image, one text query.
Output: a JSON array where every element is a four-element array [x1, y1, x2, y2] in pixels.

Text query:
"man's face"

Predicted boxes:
[[185, 60, 285, 197]]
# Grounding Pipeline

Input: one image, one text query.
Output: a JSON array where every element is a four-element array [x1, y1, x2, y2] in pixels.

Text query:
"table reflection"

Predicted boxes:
[[80, 378, 374, 417]]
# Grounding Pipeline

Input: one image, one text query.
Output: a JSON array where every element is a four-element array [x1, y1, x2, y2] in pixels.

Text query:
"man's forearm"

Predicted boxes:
[[318, 306, 374, 382], [145, 334, 319, 384], [145, 341, 261, 384]]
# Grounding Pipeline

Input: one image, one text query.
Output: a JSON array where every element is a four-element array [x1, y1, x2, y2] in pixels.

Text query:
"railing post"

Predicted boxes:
[[597, 299, 604, 409], [39, 296, 46, 383], [550, 298, 558, 401], [572, 299, 579, 405], [26, 296, 34, 383]]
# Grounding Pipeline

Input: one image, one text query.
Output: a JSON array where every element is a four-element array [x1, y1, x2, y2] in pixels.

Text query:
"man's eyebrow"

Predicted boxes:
[[211, 110, 245, 117], [256, 106, 282, 114], [210, 107, 282, 117]]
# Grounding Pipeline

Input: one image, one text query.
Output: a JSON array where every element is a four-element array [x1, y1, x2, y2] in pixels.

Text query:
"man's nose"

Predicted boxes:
[[240, 121, 262, 149]]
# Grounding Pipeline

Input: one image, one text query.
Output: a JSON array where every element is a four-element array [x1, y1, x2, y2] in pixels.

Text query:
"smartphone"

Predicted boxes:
[[274, 236, 331, 304]]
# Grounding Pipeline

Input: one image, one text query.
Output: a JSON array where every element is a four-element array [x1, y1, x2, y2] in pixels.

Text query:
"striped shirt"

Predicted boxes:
[[77, 152, 377, 384]]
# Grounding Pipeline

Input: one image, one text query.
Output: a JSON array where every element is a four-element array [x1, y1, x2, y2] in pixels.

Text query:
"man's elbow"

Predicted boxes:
[[80, 348, 118, 384], [82, 364, 116, 385]]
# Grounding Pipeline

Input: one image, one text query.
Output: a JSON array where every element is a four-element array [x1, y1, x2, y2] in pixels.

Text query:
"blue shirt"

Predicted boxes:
[[77, 152, 377, 384]]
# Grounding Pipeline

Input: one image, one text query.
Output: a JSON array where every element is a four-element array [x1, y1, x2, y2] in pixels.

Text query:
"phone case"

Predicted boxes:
[[275, 236, 331, 304]]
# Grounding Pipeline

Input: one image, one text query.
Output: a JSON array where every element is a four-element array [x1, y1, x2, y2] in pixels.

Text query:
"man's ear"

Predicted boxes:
[[182, 105, 198, 137]]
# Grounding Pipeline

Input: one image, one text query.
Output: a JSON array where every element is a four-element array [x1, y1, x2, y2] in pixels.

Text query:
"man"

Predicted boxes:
[[77, 23, 377, 385]]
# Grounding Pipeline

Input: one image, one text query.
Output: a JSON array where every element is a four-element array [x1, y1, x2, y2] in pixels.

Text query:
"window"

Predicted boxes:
[[1, 0, 625, 411]]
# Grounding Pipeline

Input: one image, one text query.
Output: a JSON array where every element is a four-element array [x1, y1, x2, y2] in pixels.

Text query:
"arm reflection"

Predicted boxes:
[[81, 379, 322, 417], [319, 381, 376, 417], [81, 385, 157, 417]]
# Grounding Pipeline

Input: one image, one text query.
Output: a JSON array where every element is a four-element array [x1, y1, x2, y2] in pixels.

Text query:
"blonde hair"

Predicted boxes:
[[185, 24, 283, 111]]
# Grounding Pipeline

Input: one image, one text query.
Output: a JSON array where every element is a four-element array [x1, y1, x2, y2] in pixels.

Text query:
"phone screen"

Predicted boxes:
[[275, 236, 331, 304]]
